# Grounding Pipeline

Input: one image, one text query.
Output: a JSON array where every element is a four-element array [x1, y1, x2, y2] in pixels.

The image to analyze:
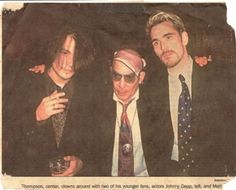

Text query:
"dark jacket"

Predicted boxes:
[[7, 70, 97, 176], [95, 83, 174, 176], [146, 60, 232, 176]]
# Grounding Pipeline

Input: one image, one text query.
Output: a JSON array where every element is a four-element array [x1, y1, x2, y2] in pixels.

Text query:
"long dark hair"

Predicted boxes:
[[44, 25, 95, 71]]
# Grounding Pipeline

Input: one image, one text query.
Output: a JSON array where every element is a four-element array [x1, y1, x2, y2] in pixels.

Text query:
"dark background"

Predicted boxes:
[[2, 3, 236, 89]]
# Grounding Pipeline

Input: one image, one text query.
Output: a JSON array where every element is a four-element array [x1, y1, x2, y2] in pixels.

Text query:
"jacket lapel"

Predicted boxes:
[[192, 62, 202, 121], [191, 62, 214, 141], [99, 92, 116, 175], [191, 62, 209, 137], [104, 100, 116, 154]]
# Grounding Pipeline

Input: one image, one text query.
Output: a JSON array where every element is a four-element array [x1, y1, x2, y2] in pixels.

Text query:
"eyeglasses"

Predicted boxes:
[[111, 70, 138, 83]]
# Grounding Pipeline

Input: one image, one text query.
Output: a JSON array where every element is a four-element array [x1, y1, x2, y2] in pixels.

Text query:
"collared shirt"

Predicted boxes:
[[111, 89, 149, 176], [168, 57, 193, 161], [45, 72, 74, 101]]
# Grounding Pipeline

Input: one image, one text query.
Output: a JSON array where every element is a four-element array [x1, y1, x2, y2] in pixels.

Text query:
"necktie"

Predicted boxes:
[[118, 101, 134, 176], [52, 110, 67, 147], [52, 88, 68, 148], [178, 74, 193, 174]]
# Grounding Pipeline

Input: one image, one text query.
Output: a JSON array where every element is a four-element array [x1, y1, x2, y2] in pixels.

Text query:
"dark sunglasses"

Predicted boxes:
[[111, 70, 138, 83]]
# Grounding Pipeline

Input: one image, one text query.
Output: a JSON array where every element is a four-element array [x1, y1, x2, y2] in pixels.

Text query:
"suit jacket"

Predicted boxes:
[[95, 83, 174, 176], [8, 70, 96, 176], [147, 60, 232, 176]]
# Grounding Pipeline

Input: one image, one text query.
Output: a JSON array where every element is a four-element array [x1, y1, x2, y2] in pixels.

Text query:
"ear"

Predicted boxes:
[[181, 31, 189, 46], [139, 71, 145, 84]]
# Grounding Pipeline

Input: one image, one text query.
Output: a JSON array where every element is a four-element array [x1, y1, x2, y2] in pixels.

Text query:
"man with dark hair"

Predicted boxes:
[[7, 29, 96, 176], [146, 11, 232, 176]]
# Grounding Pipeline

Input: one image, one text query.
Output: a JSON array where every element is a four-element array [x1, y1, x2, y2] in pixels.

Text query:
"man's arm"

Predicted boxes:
[[28, 56, 212, 74]]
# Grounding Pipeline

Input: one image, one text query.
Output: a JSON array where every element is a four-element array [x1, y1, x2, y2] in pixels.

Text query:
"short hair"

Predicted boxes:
[[146, 11, 186, 38], [45, 27, 95, 71]]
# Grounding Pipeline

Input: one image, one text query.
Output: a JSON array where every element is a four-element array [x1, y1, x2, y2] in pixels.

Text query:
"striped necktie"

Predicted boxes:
[[118, 100, 134, 176]]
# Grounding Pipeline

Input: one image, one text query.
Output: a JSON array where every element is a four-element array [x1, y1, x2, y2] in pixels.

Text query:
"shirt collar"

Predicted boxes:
[[45, 72, 74, 98], [168, 56, 193, 80]]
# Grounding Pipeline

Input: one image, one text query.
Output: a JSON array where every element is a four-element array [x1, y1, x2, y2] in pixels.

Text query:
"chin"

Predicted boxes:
[[61, 73, 74, 80], [117, 94, 128, 101], [120, 96, 132, 104], [164, 60, 178, 68]]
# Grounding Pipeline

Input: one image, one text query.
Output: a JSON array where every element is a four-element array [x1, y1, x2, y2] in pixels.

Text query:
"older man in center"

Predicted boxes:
[[96, 49, 173, 176]]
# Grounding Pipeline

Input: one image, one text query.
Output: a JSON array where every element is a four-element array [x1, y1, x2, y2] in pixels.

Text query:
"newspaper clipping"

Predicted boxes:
[[1, 1, 236, 190]]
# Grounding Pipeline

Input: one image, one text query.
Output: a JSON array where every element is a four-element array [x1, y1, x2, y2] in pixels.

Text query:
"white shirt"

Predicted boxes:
[[112, 89, 149, 176], [168, 57, 193, 161]]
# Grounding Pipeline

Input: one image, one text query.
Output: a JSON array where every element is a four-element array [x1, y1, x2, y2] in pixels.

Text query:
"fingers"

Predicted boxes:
[[29, 67, 36, 71], [28, 64, 45, 74], [40, 68, 45, 74], [48, 91, 68, 112], [45, 91, 68, 103], [49, 98, 68, 106], [29, 67, 40, 73], [50, 102, 67, 115], [51, 108, 64, 115], [44, 90, 57, 101], [48, 91, 68, 100], [47, 91, 68, 116], [52, 103, 66, 110], [52, 156, 83, 177], [207, 55, 212, 62], [48, 90, 61, 99], [194, 56, 212, 67], [36, 91, 68, 121], [63, 156, 72, 161], [52, 163, 74, 177]]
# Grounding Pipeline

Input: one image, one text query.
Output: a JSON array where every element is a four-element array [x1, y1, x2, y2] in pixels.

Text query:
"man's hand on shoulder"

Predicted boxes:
[[29, 64, 46, 74], [194, 55, 212, 67]]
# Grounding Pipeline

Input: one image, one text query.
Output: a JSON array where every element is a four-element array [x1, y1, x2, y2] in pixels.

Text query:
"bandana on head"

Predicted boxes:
[[113, 49, 146, 75]]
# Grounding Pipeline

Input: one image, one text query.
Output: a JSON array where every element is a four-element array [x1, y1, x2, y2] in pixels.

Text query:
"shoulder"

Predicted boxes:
[[192, 59, 230, 100], [192, 59, 228, 85], [16, 68, 45, 85], [14, 69, 46, 98]]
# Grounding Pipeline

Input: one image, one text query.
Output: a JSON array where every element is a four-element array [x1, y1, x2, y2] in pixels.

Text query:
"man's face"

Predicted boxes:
[[150, 21, 188, 68], [111, 61, 145, 104], [52, 34, 76, 83]]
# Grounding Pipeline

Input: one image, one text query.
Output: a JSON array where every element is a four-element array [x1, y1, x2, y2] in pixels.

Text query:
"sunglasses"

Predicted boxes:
[[111, 70, 138, 83]]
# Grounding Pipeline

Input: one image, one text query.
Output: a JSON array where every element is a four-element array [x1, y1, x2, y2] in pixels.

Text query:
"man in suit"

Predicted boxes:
[[97, 49, 174, 176], [145, 11, 231, 176], [8, 28, 95, 176]]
